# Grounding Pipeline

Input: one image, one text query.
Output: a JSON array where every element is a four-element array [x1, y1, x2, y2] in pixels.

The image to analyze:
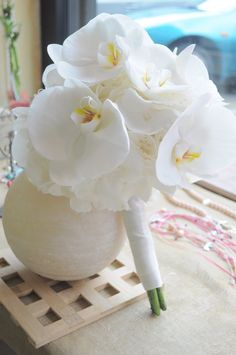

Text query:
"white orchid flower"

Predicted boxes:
[[47, 13, 152, 84], [156, 95, 236, 187], [125, 43, 182, 98], [116, 44, 192, 135], [124, 42, 190, 105], [26, 80, 129, 186], [118, 44, 222, 138]]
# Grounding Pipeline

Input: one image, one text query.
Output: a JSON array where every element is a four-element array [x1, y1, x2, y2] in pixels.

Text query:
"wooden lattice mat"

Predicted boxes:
[[0, 247, 145, 348]]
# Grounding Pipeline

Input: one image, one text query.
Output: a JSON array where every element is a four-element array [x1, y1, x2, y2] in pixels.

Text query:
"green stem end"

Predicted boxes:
[[147, 287, 167, 316]]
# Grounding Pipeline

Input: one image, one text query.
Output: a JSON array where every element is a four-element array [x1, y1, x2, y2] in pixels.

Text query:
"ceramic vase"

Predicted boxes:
[[3, 173, 126, 280]]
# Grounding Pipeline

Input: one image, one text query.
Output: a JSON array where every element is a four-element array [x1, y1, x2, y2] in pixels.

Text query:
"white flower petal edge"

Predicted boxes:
[[28, 86, 82, 160], [42, 64, 64, 88], [47, 44, 63, 64], [118, 88, 176, 134], [57, 61, 122, 84], [156, 94, 236, 187], [175, 45, 223, 101]]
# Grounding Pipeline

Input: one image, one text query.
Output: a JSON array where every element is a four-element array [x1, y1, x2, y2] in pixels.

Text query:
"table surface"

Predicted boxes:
[[0, 172, 235, 355]]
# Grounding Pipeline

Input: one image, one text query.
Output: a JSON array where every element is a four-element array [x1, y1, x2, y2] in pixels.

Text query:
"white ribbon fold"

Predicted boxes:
[[122, 197, 163, 290]]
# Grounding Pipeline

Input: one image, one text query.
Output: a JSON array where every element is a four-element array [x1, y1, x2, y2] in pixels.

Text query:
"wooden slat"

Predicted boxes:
[[0, 278, 48, 346], [0, 265, 15, 278], [4, 250, 84, 327], [27, 300, 50, 318], [0, 247, 145, 348]]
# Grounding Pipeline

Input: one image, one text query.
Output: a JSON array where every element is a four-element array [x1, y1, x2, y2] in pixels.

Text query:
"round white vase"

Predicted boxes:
[[3, 173, 126, 280]]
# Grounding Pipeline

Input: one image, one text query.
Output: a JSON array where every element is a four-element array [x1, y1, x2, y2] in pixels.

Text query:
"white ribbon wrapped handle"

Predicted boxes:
[[122, 197, 163, 290]]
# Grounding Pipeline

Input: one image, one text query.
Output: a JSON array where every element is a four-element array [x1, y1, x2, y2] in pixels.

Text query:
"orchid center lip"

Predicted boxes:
[[71, 96, 101, 127], [142, 67, 171, 89], [159, 79, 167, 87], [174, 142, 201, 165], [175, 150, 201, 164], [107, 42, 121, 67], [74, 105, 101, 123], [143, 71, 151, 86]]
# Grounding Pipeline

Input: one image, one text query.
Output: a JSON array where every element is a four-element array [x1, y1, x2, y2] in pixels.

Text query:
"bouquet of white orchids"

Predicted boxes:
[[12, 13, 236, 315]]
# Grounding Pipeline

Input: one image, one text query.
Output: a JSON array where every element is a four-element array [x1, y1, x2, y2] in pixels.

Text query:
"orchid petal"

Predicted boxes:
[[47, 44, 63, 63], [183, 103, 236, 176], [176, 44, 208, 82], [42, 64, 64, 88], [156, 123, 183, 186], [49, 142, 85, 186], [62, 13, 111, 64], [64, 78, 98, 100], [79, 99, 129, 178], [118, 88, 176, 134], [58, 61, 122, 83], [28, 86, 92, 160]]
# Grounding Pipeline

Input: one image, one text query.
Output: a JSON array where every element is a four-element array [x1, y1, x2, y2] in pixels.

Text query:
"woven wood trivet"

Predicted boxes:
[[0, 247, 145, 348]]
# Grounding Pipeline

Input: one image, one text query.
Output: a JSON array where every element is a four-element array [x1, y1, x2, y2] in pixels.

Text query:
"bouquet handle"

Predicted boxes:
[[122, 197, 167, 315]]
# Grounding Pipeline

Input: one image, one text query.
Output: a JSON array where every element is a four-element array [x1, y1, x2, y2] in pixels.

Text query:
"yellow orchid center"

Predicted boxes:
[[159, 79, 167, 87], [143, 71, 151, 86], [73, 105, 101, 124], [175, 150, 201, 165], [142, 67, 171, 89], [107, 42, 121, 67]]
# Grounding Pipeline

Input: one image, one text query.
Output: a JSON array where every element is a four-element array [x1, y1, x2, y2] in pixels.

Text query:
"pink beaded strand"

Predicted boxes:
[[150, 210, 236, 284]]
